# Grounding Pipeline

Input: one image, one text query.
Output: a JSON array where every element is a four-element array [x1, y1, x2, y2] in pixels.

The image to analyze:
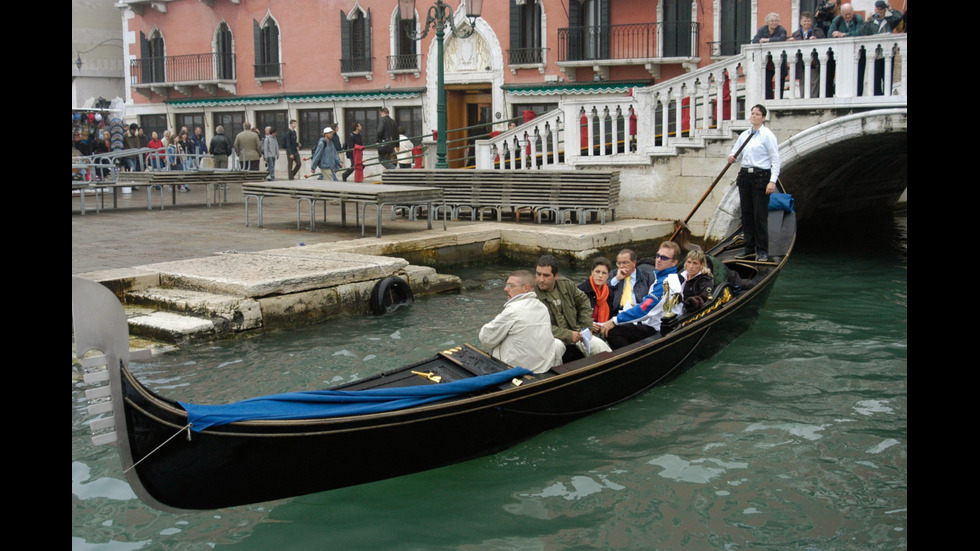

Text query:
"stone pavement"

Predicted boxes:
[[72, 182, 674, 276], [72, 183, 483, 275]]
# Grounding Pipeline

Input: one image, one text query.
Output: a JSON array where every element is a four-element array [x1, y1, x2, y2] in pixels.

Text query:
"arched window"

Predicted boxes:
[[341, 5, 372, 74], [139, 29, 165, 83], [509, 0, 543, 65], [215, 22, 234, 80], [253, 14, 280, 78], [390, 8, 418, 71]]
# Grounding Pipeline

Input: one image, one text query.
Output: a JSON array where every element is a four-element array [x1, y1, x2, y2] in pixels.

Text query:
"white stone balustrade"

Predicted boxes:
[[477, 35, 906, 171], [476, 108, 564, 170], [743, 34, 907, 106]]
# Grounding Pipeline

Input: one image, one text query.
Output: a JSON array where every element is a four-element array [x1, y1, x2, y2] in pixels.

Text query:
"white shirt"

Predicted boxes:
[[731, 126, 781, 182]]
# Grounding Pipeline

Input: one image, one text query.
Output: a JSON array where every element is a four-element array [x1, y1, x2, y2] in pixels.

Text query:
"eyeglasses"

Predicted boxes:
[[656, 254, 675, 261]]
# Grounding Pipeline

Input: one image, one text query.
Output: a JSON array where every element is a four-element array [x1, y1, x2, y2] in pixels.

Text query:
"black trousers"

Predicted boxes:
[[737, 168, 771, 257], [607, 323, 657, 349]]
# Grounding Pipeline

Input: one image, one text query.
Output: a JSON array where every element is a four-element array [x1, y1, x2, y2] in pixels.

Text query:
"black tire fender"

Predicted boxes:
[[370, 276, 414, 315]]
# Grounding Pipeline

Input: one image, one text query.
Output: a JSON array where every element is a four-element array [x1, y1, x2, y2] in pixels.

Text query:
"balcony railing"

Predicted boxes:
[[341, 57, 373, 74], [130, 52, 236, 85], [254, 62, 281, 79], [387, 54, 420, 72], [508, 48, 545, 65], [558, 22, 699, 62]]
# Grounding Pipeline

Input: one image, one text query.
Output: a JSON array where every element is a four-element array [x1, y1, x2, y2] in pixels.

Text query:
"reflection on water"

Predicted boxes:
[[72, 214, 906, 550]]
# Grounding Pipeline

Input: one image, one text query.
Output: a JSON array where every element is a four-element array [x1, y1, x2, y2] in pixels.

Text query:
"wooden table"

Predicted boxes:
[[241, 181, 446, 238]]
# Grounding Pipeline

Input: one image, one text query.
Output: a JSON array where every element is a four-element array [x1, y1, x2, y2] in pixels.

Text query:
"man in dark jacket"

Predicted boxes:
[[209, 126, 231, 169], [286, 120, 301, 179], [376, 107, 397, 169], [608, 249, 655, 316]]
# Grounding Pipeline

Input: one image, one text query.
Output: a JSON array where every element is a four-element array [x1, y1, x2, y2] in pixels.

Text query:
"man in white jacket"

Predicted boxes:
[[480, 270, 564, 373]]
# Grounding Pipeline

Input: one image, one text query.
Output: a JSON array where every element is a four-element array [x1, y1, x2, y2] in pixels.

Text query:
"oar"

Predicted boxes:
[[669, 129, 756, 243]]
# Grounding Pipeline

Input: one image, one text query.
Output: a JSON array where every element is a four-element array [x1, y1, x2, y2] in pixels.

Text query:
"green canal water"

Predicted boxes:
[[72, 213, 907, 550]]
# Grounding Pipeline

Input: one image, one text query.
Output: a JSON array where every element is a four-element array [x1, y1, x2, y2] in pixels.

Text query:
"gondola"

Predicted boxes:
[[74, 209, 794, 513]]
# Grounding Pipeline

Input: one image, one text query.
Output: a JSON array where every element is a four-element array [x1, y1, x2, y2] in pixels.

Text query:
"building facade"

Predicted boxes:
[[117, 0, 888, 164]]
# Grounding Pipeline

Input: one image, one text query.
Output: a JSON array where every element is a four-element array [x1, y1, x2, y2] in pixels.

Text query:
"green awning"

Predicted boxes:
[[167, 88, 427, 108], [502, 80, 652, 96]]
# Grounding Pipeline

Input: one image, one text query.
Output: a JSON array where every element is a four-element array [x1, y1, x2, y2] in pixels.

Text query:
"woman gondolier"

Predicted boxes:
[[728, 104, 780, 262]]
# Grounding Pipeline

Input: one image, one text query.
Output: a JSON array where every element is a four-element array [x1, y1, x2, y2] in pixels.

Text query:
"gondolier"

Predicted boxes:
[[728, 104, 780, 262]]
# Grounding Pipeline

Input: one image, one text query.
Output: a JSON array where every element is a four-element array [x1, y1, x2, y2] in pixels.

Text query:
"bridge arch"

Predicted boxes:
[[706, 108, 908, 241]]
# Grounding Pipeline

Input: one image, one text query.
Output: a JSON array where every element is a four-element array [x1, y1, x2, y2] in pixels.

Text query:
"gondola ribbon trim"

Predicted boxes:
[[179, 367, 531, 431]]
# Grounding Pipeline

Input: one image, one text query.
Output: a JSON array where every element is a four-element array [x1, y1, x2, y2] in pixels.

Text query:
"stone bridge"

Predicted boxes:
[[471, 34, 908, 239]]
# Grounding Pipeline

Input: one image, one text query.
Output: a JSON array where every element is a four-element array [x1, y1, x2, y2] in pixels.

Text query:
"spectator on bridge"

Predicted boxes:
[[864, 1, 902, 95], [728, 104, 780, 262], [788, 11, 825, 98], [814, 0, 839, 37], [753, 13, 788, 99], [829, 3, 863, 37], [752, 13, 787, 44]]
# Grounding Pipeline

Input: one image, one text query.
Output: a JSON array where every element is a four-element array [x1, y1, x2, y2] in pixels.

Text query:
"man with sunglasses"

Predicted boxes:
[[599, 241, 684, 349]]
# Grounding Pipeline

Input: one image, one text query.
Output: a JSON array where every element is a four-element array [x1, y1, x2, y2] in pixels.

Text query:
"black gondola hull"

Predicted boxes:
[[120, 271, 776, 510]]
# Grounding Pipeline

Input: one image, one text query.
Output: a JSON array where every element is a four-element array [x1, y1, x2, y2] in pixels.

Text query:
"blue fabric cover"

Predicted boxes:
[[768, 193, 795, 213], [180, 367, 532, 431]]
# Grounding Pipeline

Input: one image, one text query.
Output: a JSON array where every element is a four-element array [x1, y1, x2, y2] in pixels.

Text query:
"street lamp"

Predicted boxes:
[[398, 0, 483, 169]]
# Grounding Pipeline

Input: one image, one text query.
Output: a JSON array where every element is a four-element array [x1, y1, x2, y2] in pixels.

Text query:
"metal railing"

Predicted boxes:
[[508, 47, 545, 65], [558, 22, 699, 61], [341, 57, 373, 73], [387, 54, 421, 71], [130, 52, 236, 85], [254, 62, 281, 79]]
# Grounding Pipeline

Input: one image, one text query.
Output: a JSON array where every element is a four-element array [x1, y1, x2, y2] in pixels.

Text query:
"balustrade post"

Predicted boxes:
[[673, 88, 683, 143]]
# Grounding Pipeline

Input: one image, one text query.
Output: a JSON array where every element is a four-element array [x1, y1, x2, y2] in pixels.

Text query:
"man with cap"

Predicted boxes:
[[866, 1, 902, 95], [310, 127, 343, 180]]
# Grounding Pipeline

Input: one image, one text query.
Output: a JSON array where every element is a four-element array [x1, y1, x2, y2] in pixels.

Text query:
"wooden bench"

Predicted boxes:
[[380, 169, 619, 224]]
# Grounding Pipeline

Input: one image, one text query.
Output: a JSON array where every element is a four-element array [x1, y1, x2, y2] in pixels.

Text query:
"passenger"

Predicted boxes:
[[534, 255, 594, 363], [578, 257, 614, 327], [680, 249, 714, 312], [599, 242, 684, 349], [608, 248, 655, 317], [479, 270, 563, 374]]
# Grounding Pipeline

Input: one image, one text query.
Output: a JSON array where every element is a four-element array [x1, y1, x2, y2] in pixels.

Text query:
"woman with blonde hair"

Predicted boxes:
[[680, 249, 714, 312]]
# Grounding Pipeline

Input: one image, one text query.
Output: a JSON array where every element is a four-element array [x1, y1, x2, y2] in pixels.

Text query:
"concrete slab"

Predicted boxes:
[[127, 287, 263, 331], [128, 311, 217, 343], [135, 252, 409, 298]]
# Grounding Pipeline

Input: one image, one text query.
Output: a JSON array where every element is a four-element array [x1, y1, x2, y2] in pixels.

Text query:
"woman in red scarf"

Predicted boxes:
[[577, 257, 613, 328]]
